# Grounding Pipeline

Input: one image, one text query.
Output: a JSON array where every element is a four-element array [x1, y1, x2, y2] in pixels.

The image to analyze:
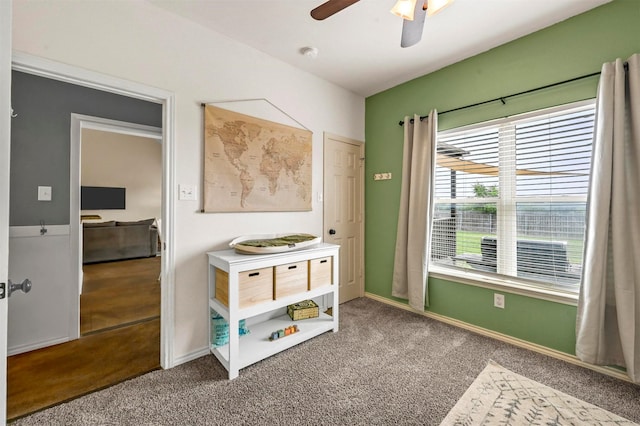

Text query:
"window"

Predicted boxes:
[[430, 101, 595, 292]]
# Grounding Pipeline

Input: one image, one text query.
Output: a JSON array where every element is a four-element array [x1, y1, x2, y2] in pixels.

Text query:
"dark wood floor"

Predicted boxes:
[[7, 256, 161, 420], [81, 257, 161, 335]]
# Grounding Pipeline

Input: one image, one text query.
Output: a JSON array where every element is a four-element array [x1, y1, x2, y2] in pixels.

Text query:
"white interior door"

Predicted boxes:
[[1, 1, 12, 423], [323, 133, 364, 304]]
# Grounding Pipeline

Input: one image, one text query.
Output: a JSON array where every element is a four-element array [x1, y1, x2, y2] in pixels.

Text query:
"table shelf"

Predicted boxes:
[[207, 244, 339, 379], [211, 312, 335, 370]]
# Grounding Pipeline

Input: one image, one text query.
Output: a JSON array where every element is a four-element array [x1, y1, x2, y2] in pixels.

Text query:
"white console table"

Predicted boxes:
[[207, 243, 339, 379]]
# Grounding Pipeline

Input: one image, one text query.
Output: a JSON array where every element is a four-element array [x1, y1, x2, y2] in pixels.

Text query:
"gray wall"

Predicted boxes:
[[10, 71, 162, 226]]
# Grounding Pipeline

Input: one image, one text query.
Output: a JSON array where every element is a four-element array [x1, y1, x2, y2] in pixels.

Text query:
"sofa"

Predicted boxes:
[[83, 218, 158, 264]]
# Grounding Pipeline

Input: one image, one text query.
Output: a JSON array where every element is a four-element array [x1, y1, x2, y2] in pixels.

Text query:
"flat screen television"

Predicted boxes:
[[81, 186, 126, 210]]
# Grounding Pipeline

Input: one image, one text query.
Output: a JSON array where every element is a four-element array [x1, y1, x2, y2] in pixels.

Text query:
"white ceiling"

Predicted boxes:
[[148, 0, 611, 97]]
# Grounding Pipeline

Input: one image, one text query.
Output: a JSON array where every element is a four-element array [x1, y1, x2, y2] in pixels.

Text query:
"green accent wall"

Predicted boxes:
[[364, 0, 640, 355], [428, 278, 578, 354]]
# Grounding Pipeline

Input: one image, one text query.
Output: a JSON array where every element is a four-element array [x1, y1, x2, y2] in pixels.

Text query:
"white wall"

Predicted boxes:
[[12, 0, 365, 361], [81, 129, 162, 222]]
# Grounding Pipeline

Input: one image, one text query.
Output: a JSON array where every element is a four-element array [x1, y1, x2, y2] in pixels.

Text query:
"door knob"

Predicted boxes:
[[328, 229, 336, 235], [8, 278, 32, 297]]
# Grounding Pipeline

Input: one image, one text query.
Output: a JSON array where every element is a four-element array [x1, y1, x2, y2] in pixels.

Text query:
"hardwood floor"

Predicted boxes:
[[7, 257, 161, 420], [81, 257, 161, 335]]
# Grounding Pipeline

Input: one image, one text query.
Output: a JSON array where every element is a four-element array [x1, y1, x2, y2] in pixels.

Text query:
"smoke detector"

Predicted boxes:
[[300, 47, 319, 59]]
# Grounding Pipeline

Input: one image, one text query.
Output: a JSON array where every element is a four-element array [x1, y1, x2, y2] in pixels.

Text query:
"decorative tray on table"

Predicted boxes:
[[229, 233, 321, 254]]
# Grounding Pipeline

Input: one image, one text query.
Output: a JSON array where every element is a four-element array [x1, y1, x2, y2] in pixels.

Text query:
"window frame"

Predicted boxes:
[[429, 99, 595, 305]]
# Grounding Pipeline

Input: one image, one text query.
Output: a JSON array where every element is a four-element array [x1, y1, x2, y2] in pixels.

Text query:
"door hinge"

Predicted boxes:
[[0, 282, 5, 299]]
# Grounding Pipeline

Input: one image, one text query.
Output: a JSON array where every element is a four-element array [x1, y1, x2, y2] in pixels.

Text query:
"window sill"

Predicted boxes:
[[428, 265, 579, 306]]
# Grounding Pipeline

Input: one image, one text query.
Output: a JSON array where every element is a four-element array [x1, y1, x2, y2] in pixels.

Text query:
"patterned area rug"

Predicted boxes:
[[441, 361, 638, 425]]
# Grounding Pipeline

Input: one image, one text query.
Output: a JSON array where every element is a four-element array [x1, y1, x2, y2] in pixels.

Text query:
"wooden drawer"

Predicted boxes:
[[216, 267, 274, 308], [274, 261, 308, 299], [309, 256, 332, 289]]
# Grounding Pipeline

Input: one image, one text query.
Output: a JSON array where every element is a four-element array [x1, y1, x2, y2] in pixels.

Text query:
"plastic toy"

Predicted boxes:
[[269, 325, 299, 341]]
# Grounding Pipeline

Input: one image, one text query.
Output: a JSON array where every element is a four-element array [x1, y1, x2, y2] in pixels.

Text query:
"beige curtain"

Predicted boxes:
[[392, 112, 437, 311], [576, 54, 640, 383]]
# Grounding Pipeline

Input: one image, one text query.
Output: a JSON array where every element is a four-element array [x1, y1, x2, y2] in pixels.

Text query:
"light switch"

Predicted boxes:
[[179, 184, 197, 201], [38, 186, 52, 201]]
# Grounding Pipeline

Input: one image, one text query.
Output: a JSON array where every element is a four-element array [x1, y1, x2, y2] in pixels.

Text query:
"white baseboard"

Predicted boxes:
[[172, 347, 210, 367], [364, 292, 631, 383], [8, 336, 70, 356]]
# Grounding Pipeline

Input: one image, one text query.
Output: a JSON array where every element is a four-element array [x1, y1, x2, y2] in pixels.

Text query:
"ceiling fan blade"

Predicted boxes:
[[311, 0, 360, 20], [401, 2, 427, 47]]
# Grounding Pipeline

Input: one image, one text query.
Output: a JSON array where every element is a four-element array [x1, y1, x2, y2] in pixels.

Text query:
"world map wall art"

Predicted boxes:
[[203, 105, 313, 212]]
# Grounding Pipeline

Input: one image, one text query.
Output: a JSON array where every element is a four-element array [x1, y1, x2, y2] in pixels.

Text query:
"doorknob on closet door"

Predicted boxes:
[[328, 229, 336, 235]]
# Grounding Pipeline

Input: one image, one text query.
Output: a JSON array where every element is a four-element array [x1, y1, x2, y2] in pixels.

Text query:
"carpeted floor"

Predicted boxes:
[[11, 297, 640, 425]]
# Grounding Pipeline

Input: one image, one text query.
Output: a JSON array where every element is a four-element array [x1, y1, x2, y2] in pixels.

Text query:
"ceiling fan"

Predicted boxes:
[[310, 0, 454, 48]]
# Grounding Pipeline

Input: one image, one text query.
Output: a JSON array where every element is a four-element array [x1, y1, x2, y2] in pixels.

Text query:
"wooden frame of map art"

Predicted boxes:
[[203, 105, 313, 212]]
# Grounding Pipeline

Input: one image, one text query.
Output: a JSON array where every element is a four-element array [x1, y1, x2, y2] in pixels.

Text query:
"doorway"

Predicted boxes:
[[9, 52, 175, 366], [73, 116, 163, 292], [323, 133, 365, 303], [4, 53, 176, 420], [78, 122, 162, 336]]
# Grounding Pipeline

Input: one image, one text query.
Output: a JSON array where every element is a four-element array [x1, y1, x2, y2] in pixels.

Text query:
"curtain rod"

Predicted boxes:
[[398, 70, 603, 126]]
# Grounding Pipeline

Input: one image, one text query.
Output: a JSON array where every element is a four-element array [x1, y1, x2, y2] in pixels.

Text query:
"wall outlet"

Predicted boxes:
[[494, 293, 505, 309]]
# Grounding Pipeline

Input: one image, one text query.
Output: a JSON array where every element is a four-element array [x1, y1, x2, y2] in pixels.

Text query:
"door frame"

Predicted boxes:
[[1, 1, 12, 423], [322, 132, 365, 301], [11, 52, 176, 369]]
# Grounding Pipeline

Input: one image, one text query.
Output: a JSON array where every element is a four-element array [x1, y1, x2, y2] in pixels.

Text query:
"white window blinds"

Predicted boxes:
[[431, 102, 595, 291]]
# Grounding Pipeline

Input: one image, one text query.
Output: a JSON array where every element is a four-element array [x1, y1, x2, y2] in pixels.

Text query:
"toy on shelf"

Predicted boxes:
[[269, 325, 299, 341], [287, 299, 319, 320]]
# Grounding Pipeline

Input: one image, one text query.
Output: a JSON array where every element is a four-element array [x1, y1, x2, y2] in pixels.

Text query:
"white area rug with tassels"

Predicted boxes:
[[440, 360, 638, 425]]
